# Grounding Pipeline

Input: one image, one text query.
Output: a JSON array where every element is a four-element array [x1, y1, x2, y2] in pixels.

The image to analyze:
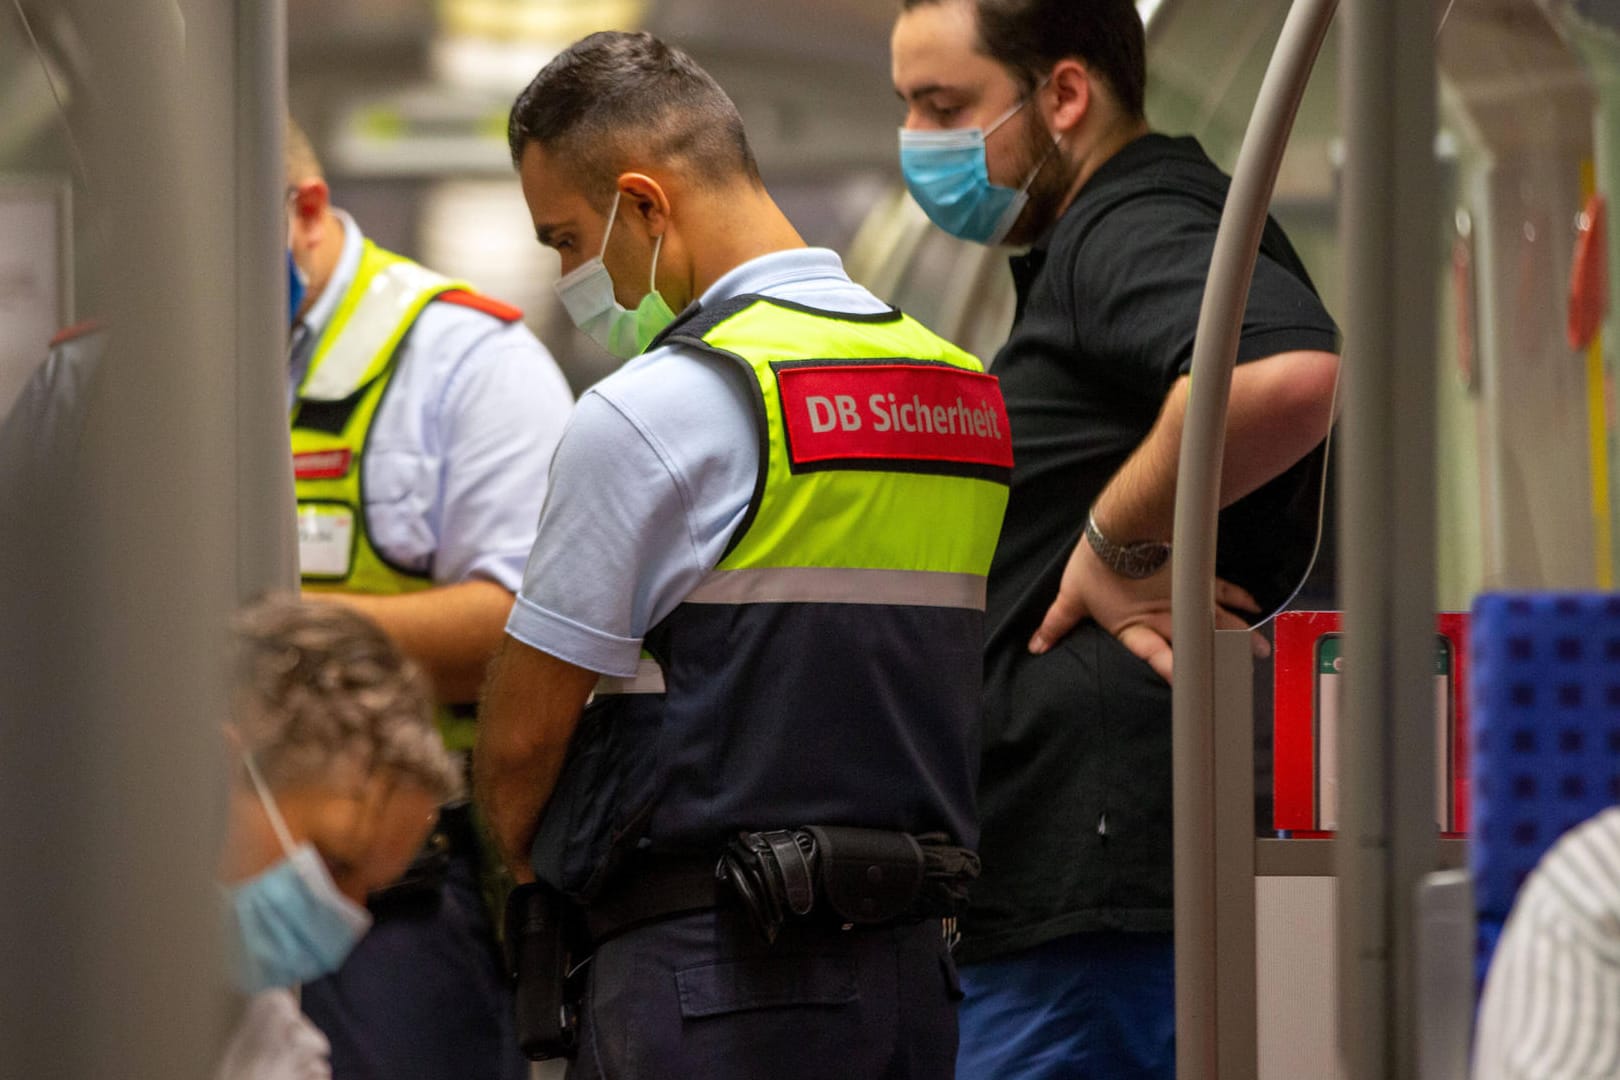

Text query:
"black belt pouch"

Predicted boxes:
[[804, 826, 925, 925]]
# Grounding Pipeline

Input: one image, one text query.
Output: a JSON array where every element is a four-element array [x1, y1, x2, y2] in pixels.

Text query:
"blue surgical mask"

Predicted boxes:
[[226, 754, 372, 993], [554, 191, 678, 359], [287, 250, 309, 327], [898, 87, 1058, 246]]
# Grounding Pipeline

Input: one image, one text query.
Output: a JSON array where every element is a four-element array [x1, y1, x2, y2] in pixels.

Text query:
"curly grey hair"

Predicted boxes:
[[231, 595, 462, 802]]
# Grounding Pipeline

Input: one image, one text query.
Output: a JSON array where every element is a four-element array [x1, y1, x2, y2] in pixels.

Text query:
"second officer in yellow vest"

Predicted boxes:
[[477, 33, 1009, 1079], [285, 119, 572, 1080]]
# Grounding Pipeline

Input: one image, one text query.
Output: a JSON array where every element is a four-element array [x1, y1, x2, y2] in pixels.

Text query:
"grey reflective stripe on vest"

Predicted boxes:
[[300, 258, 453, 402], [592, 655, 667, 697], [684, 566, 987, 611]]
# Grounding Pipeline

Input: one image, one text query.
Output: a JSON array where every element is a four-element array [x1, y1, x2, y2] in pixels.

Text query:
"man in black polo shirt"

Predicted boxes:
[[892, 2, 1340, 1077]]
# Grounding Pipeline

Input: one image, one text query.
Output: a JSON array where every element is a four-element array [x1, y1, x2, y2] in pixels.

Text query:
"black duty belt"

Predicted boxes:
[[585, 827, 980, 947], [585, 856, 724, 945]]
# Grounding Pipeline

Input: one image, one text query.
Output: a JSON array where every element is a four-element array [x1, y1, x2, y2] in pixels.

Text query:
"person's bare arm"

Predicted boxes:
[[1028, 349, 1340, 676], [1090, 349, 1340, 541], [307, 579, 514, 704], [473, 637, 599, 884]]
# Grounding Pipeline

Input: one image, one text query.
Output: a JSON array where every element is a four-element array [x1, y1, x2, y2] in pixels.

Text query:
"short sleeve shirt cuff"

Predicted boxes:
[[505, 593, 643, 678]]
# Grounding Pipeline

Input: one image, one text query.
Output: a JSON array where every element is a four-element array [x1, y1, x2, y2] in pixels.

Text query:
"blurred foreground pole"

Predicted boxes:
[[0, 0, 290, 1075], [234, 0, 298, 591], [1337, 0, 1439, 1078], [1168, 0, 1337, 1074]]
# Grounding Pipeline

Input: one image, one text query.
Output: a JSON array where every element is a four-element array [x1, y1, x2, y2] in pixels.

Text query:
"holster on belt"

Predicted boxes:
[[503, 880, 585, 1061], [716, 826, 979, 944]]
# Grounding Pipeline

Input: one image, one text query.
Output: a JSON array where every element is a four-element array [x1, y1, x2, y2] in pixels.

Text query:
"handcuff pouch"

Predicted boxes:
[[803, 826, 925, 925]]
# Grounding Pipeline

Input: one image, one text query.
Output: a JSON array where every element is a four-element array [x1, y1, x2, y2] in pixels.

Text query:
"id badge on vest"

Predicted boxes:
[[297, 502, 356, 580]]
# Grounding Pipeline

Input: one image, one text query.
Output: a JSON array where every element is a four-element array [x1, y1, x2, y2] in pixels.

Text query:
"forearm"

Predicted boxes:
[[1090, 393, 1183, 542], [306, 579, 514, 704], [474, 691, 556, 883], [1092, 350, 1340, 541], [473, 638, 596, 883]]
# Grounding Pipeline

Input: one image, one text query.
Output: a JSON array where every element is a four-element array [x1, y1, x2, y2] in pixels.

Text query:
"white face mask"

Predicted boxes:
[[554, 191, 678, 360]]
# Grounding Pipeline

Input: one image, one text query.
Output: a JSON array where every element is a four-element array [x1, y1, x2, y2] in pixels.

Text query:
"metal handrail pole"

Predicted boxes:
[[236, 0, 297, 597], [23, 0, 250, 1074], [1338, 0, 1439, 1078], [1169, 1, 1339, 1077]]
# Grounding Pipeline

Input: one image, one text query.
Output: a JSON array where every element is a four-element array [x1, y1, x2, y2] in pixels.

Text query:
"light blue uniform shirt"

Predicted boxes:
[[290, 211, 574, 591], [506, 248, 892, 678]]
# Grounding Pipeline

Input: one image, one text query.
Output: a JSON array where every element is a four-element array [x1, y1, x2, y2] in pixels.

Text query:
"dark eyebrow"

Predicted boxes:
[[897, 83, 960, 104], [534, 221, 572, 246]]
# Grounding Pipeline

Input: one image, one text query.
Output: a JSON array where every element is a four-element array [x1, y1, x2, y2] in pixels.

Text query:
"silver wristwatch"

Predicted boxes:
[[1084, 511, 1171, 579]]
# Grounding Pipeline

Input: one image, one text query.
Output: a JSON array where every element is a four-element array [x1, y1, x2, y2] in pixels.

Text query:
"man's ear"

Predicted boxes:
[[1047, 58, 1092, 138], [288, 178, 331, 250], [616, 172, 671, 237]]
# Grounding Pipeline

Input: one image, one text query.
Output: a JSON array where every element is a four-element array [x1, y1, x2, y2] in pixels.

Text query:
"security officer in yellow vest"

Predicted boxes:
[[285, 118, 573, 1080], [475, 32, 1009, 1080]]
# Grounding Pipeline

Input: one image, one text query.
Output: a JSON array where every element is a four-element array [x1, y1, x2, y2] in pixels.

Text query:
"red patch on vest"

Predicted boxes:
[[293, 448, 354, 481], [436, 290, 523, 323], [776, 362, 1013, 473], [50, 319, 102, 348]]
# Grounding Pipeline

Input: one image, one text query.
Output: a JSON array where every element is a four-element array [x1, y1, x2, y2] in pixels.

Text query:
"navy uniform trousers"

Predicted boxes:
[[301, 842, 529, 1080], [568, 905, 962, 1080]]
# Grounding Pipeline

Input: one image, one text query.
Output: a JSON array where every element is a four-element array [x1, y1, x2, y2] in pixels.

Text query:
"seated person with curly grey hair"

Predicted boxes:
[[216, 595, 462, 1080]]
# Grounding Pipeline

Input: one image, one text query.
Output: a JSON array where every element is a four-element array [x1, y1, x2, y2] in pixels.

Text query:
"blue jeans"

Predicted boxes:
[[956, 932, 1174, 1080]]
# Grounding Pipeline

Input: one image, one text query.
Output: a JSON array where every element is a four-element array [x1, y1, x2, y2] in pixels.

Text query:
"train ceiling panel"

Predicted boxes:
[[1144, 0, 1594, 183], [299, 0, 1174, 182], [1439, 0, 1594, 158]]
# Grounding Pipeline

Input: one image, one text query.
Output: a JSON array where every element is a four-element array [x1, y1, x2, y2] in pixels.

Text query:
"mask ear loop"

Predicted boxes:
[[243, 753, 300, 858], [599, 190, 623, 260], [1015, 73, 1065, 198], [648, 232, 664, 296], [983, 74, 1054, 139], [1016, 130, 1065, 198], [985, 80, 1063, 246]]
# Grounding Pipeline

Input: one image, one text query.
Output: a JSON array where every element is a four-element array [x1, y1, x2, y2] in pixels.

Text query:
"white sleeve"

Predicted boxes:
[[1473, 820, 1620, 1079], [433, 321, 575, 589], [505, 393, 708, 677], [504, 349, 759, 677], [215, 990, 331, 1080]]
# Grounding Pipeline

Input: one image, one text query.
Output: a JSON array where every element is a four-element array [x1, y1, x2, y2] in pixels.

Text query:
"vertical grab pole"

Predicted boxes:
[[1170, 1, 1339, 1076], [236, 0, 298, 598], [18, 0, 254, 1074], [1338, 1, 1439, 1078]]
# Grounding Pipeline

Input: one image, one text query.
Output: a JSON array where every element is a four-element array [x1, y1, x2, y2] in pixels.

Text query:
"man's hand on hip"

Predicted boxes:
[[1027, 535, 1267, 681]]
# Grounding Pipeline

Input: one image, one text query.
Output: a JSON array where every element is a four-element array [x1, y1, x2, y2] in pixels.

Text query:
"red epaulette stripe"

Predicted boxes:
[[437, 290, 523, 323], [50, 319, 103, 348]]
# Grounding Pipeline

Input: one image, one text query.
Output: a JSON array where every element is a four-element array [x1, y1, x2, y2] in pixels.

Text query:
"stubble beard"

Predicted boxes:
[[1000, 109, 1077, 248]]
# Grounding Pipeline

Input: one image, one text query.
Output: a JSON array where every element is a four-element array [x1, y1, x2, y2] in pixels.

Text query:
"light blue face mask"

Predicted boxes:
[[226, 754, 372, 994], [898, 86, 1058, 246], [554, 191, 678, 360]]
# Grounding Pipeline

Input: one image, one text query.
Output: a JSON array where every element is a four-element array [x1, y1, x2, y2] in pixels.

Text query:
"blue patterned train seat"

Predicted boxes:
[[1470, 591, 1620, 985]]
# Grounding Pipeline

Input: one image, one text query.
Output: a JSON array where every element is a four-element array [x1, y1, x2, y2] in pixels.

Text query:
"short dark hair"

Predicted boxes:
[[507, 31, 761, 202], [903, 0, 1147, 119]]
